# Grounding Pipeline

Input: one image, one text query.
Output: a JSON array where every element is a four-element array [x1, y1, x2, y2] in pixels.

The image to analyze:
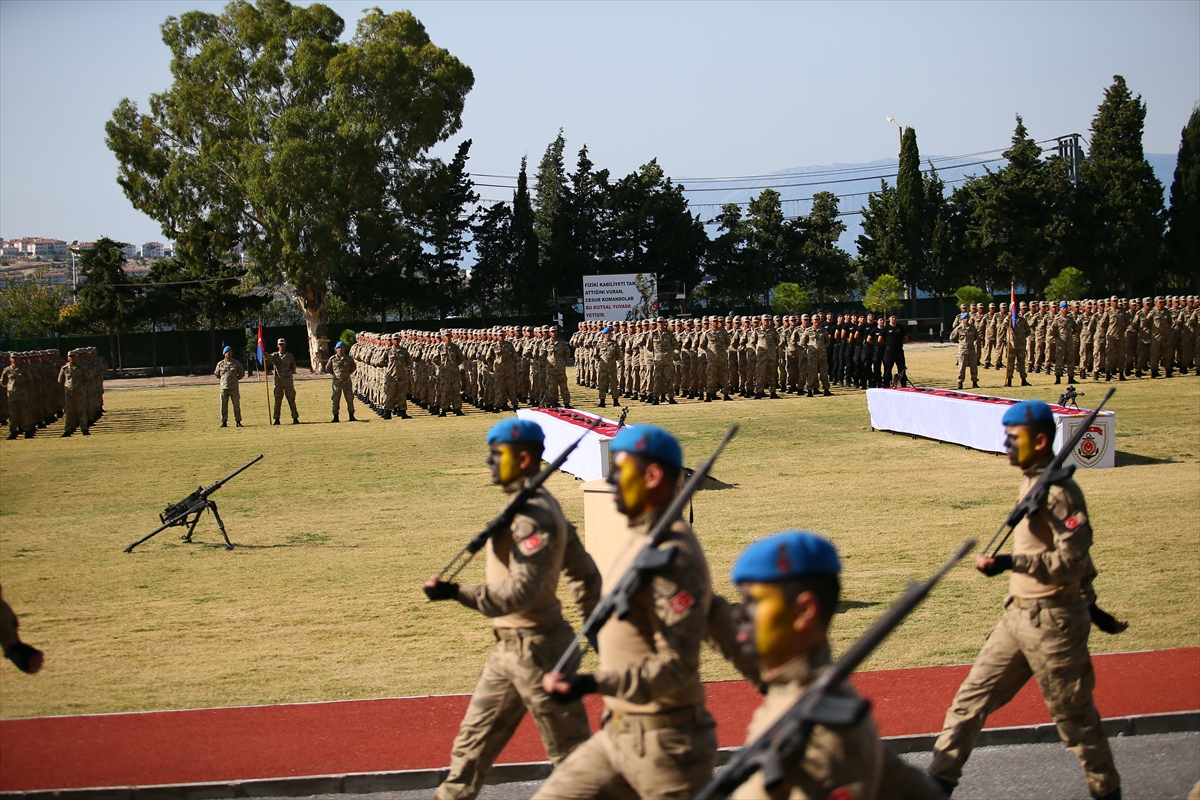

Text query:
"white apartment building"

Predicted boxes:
[[139, 242, 166, 259]]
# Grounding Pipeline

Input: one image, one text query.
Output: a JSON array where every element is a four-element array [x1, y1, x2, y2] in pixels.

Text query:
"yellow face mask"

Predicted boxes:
[[488, 444, 523, 487], [609, 453, 648, 517], [1005, 426, 1039, 468], [742, 582, 796, 667]]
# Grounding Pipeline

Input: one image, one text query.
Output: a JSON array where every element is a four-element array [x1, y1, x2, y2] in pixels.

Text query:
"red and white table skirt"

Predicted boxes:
[[515, 408, 621, 481], [866, 388, 1115, 469]]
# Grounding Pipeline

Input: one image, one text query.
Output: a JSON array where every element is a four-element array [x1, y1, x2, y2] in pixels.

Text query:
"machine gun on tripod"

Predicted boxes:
[[124, 455, 263, 553]]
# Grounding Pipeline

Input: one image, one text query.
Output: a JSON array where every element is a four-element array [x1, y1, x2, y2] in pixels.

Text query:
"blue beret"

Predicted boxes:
[[602, 327, 612, 334], [486, 418, 545, 446], [1002, 399, 1054, 426], [335, 341, 345, 349], [610, 425, 683, 469], [732, 531, 841, 584], [961, 312, 969, 319], [1059, 301, 1068, 308], [222, 345, 232, 354]]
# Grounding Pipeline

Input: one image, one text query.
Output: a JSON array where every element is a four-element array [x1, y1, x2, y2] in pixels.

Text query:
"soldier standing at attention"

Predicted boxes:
[[263, 338, 300, 425], [214, 345, 246, 428], [326, 341, 357, 422], [1050, 302, 1077, 385], [57, 350, 90, 436], [927, 400, 1121, 800], [595, 327, 622, 408], [536, 425, 718, 800], [883, 312, 909, 387], [949, 313, 979, 390], [547, 327, 574, 408], [1006, 307, 1032, 388], [424, 419, 601, 800], [2, 352, 32, 439]]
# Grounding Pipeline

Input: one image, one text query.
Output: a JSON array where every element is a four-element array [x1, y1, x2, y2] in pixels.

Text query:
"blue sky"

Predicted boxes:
[[1, 0, 1196, 244]]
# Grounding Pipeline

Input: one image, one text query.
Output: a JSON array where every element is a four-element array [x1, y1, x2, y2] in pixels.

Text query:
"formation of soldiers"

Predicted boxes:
[[571, 313, 911, 405], [1, 348, 105, 439], [951, 294, 1199, 389], [349, 327, 573, 419]]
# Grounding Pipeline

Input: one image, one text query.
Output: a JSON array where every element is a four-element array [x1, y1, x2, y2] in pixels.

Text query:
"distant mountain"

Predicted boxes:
[[680, 153, 1179, 254]]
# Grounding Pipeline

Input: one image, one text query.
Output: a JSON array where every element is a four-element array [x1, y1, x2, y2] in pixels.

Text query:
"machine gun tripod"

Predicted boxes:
[[124, 455, 263, 553]]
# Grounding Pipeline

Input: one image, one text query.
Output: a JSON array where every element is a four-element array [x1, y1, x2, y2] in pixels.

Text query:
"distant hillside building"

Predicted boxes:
[[139, 242, 166, 259], [9, 237, 68, 259], [120, 243, 138, 259]]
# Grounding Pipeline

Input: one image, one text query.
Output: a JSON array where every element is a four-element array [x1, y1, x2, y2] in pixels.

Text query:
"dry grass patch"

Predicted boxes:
[[1, 349, 1196, 718]]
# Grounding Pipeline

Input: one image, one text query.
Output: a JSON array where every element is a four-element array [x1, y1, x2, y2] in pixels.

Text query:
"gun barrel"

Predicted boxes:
[[202, 454, 264, 495]]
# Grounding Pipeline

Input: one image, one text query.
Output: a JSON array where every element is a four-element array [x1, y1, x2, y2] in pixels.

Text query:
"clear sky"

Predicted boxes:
[[1, 0, 1197, 244]]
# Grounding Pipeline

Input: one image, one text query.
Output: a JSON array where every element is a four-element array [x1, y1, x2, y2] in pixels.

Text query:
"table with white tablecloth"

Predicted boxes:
[[515, 408, 620, 481], [865, 388, 1116, 468]]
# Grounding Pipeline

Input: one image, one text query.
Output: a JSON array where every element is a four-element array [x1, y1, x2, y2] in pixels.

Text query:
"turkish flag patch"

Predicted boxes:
[[669, 590, 694, 614], [522, 534, 542, 552], [823, 787, 856, 800], [1064, 516, 1079, 531]]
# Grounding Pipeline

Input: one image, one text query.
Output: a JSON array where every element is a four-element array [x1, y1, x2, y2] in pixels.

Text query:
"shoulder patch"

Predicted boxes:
[[669, 590, 694, 615], [823, 788, 858, 800]]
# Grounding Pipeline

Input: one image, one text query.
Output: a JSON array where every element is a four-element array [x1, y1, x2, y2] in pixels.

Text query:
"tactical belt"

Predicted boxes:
[[1011, 593, 1080, 610], [493, 623, 558, 641], [608, 704, 701, 732]]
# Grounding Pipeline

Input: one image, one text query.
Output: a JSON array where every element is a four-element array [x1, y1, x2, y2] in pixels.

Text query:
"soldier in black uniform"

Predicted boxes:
[[871, 316, 887, 387], [883, 313, 909, 386]]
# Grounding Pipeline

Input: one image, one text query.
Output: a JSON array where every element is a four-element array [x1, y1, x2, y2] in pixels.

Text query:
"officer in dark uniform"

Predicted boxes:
[[871, 316, 887, 387], [883, 313, 909, 387]]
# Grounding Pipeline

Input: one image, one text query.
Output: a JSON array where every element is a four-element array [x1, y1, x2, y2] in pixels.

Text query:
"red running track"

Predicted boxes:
[[3, 648, 1196, 792]]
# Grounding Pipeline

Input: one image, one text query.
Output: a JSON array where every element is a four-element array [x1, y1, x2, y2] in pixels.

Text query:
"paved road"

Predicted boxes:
[[259, 731, 1198, 800]]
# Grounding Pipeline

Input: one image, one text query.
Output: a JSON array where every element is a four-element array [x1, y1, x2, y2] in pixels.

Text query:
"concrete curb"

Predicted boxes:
[[5, 711, 1195, 800]]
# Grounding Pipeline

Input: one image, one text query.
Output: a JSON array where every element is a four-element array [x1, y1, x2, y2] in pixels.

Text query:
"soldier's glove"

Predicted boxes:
[[4, 642, 43, 674], [1089, 603, 1127, 634], [423, 581, 459, 602], [549, 673, 597, 704], [978, 555, 1013, 577]]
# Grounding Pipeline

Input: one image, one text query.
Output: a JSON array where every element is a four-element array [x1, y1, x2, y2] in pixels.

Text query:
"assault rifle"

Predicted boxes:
[[550, 425, 738, 676], [983, 387, 1114, 557], [431, 417, 603, 586], [124, 455, 263, 553], [694, 539, 975, 800]]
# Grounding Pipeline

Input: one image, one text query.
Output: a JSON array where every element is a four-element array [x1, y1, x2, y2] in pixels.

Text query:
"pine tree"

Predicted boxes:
[[1164, 104, 1200, 291], [1077, 75, 1165, 295], [797, 191, 853, 307], [568, 146, 613, 278], [857, 180, 901, 281], [468, 202, 515, 316], [745, 189, 792, 304], [534, 130, 572, 299]]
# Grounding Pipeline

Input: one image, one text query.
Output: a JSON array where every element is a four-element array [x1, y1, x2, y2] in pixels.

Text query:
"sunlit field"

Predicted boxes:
[[1, 344, 1196, 718]]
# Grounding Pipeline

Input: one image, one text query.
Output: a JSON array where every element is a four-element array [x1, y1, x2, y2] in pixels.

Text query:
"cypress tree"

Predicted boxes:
[[1164, 104, 1200, 291], [511, 157, 544, 315], [895, 127, 925, 316]]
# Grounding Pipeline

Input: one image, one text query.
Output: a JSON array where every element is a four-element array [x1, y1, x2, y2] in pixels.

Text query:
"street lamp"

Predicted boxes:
[[885, 117, 903, 151]]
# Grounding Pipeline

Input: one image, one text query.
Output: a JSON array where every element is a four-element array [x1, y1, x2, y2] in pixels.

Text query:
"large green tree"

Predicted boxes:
[[1075, 75, 1165, 295], [895, 127, 926, 316], [1164, 104, 1200, 291], [795, 191, 853, 306], [106, 1, 473, 368], [510, 157, 543, 315], [467, 202, 515, 317], [0, 268, 68, 338]]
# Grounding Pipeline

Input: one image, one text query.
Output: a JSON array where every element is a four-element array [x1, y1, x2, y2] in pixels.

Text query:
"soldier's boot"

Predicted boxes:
[[666, 397, 677, 404], [61, 430, 72, 437], [1055, 376, 1062, 384], [382, 410, 392, 419], [349, 412, 357, 421], [985, 362, 992, 369], [81, 429, 90, 436], [1118, 372, 1126, 381], [598, 401, 606, 408], [972, 381, 979, 389], [1005, 379, 1013, 387], [453, 409, 465, 416], [770, 391, 780, 399], [807, 389, 814, 397], [1021, 379, 1032, 386], [1151, 370, 1160, 378], [24, 429, 35, 438], [235, 422, 243, 428], [823, 389, 832, 396], [722, 392, 732, 401], [331, 413, 339, 423], [7, 432, 19, 440], [651, 397, 659, 405], [1166, 368, 1174, 377], [957, 381, 964, 389], [221, 421, 228, 427], [399, 411, 411, 419], [273, 418, 281, 425], [703, 393, 712, 402], [438, 409, 447, 417], [292, 416, 300, 424]]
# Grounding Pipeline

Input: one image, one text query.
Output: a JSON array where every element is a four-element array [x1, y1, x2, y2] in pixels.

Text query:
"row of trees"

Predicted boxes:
[[5, 0, 1194, 356]]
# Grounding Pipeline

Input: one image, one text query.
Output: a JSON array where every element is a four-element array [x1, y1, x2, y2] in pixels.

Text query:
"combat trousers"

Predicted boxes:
[[385, 379, 408, 414], [653, 359, 673, 399], [1137, 340, 1151, 373], [1005, 344, 1028, 384], [928, 598, 1119, 797], [727, 351, 739, 392], [706, 358, 728, 397], [994, 337, 1007, 369], [493, 369, 517, 410], [331, 380, 354, 417], [63, 396, 89, 434], [436, 624, 592, 800], [531, 706, 717, 800], [807, 351, 830, 393], [1093, 337, 1106, 375], [273, 384, 298, 421], [1149, 337, 1167, 374], [957, 348, 979, 385], [440, 376, 463, 412], [221, 389, 242, 424], [755, 352, 777, 394], [1054, 341, 1076, 381], [549, 369, 572, 406], [597, 367, 619, 404], [883, 350, 906, 387]]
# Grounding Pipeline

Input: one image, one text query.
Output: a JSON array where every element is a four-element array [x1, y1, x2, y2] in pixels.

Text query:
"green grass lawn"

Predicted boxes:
[[1, 347, 1197, 718]]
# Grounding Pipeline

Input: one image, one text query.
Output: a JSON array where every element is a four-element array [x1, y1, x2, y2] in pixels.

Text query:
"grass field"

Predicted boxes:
[[1, 346, 1197, 719]]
